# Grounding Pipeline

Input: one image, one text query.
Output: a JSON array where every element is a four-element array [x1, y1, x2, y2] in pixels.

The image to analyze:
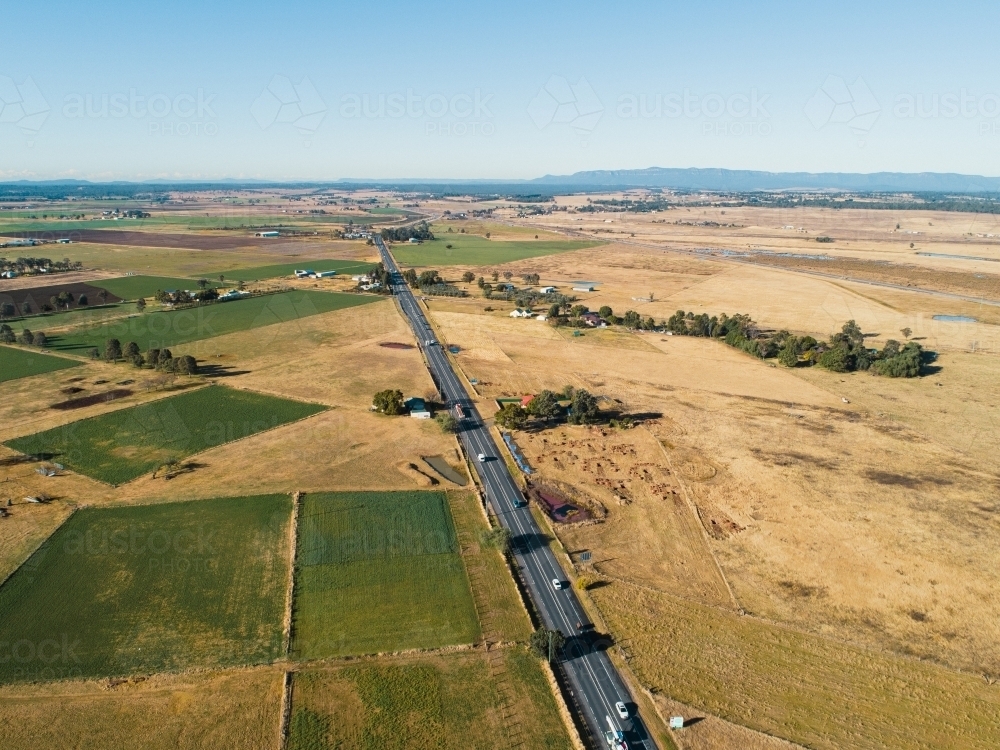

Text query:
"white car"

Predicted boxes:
[[552, 578, 563, 590], [477, 453, 486, 462], [616, 701, 629, 719]]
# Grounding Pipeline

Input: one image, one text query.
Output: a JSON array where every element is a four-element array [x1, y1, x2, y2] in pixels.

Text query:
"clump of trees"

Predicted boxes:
[[494, 386, 600, 430], [665, 312, 931, 378], [8, 327, 47, 346], [381, 221, 434, 243], [479, 527, 511, 554], [372, 389, 406, 415], [0, 257, 83, 275]]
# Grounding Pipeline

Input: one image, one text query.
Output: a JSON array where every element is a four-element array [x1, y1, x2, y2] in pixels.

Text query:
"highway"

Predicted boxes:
[[375, 236, 653, 750]]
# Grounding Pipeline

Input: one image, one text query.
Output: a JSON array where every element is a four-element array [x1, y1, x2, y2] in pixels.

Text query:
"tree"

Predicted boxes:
[[0, 303, 14, 320], [104, 338, 122, 362], [32, 331, 47, 347], [77, 294, 88, 306], [402, 268, 418, 287], [21, 302, 31, 315], [87, 347, 99, 359], [479, 527, 511, 554], [136, 297, 146, 312], [98, 290, 108, 306], [570, 304, 588, 318], [372, 389, 406, 415], [494, 402, 528, 430], [0, 324, 14, 344], [418, 270, 441, 286], [219, 275, 225, 284], [491, 270, 499, 282], [197, 279, 209, 290], [529, 628, 565, 660], [901, 327, 912, 339], [622, 310, 641, 329], [477, 276, 485, 288], [174, 354, 198, 375], [435, 412, 458, 433], [461, 271, 475, 283], [502, 270, 513, 281], [871, 341, 923, 378], [548, 303, 561, 318], [485, 232, 491, 238], [567, 389, 599, 425], [526, 390, 560, 422], [816, 345, 850, 372], [123, 341, 140, 359], [18, 329, 34, 345], [146, 348, 161, 368], [598, 305, 613, 320], [778, 344, 798, 367]]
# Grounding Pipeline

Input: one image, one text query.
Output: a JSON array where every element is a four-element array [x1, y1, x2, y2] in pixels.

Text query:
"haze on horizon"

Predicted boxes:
[[3, 0, 1000, 182]]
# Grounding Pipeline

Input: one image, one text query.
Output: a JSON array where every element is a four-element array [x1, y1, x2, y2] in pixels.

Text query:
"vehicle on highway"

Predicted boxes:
[[552, 578, 563, 590], [616, 701, 629, 719], [477, 452, 486, 462], [605, 717, 629, 750]]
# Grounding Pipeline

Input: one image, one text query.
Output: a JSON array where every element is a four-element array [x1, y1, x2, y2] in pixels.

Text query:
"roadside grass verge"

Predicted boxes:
[[4, 384, 327, 484], [0, 494, 292, 683], [0, 345, 82, 383], [290, 491, 479, 659], [46, 290, 378, 354]]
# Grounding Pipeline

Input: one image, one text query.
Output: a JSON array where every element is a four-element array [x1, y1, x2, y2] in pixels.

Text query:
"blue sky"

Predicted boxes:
[[2, 1, 1000, 180]]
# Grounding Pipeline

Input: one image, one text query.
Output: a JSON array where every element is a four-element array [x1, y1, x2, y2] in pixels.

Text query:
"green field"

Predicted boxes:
[[47, 290, 377, 354], [95, 275, 221, 300], [0, 494, 292, 683], [291, 491, 479, 659], [205, 259, 374, 282], [0, 345, 81, 383], [5, 385, 327, 484], [391, 235, 600, 267], [288, 650, 571, 750]]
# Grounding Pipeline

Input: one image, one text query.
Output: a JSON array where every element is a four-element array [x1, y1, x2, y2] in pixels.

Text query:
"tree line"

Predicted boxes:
[[93, 339, 198, 374], [380, 221, 434, 242]]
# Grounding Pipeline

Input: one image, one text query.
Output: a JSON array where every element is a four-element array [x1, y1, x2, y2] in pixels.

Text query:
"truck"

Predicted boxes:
[[604, 716, 628, 750]]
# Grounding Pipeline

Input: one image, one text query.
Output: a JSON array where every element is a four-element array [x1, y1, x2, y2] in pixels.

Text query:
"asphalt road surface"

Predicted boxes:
[[375, 237, 652, 750]]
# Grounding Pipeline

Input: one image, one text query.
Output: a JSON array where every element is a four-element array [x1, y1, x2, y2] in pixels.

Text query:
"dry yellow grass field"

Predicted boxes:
[[423, 234, 1000, 747], [0, 667, 284, 750]]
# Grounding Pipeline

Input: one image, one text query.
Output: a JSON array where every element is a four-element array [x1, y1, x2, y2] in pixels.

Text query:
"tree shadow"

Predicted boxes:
[[196, 364, 252, 378]]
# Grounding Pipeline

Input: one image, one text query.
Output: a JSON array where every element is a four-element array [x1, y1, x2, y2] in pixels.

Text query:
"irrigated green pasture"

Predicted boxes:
[[47, 290, 377, 354], [5, 385, 327, 484], [0, 494, 292, 683], [206, 259, 373, 282], [390, 234, 599, 267], [0, 345, 81, 383], [291, 491, 479, 659], [94, 275, 221, 300]]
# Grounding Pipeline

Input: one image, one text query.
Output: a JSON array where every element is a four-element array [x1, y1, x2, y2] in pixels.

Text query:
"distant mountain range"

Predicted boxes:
[[5, 169, 1000, 194], [528, 167, 1000, 193]]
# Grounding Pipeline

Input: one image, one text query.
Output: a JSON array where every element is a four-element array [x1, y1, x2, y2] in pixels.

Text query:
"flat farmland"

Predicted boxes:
[[0, 345, 81, 383], [390, 233, 600, 268], [46, 290, 378, 354], [95, 275, 221, 300], [206, 259, 373, 281], [291, 491, 479, 659], [0, 667, 284, 750], [288, 649, 571, 750], [5, 384, 327, 484], [593, 582, 1000, 750], [0, 494, 292, 683], [0, 280, 123, 315]]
